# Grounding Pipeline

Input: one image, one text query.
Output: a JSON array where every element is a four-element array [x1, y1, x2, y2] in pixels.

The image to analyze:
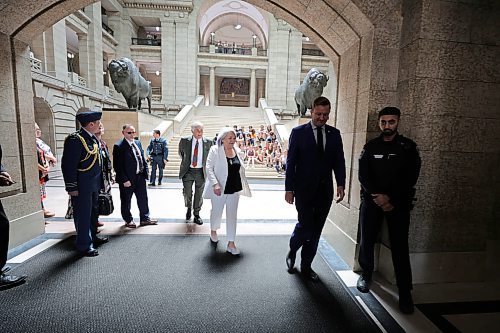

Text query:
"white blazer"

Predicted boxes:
[[202, 145, 251, 199]]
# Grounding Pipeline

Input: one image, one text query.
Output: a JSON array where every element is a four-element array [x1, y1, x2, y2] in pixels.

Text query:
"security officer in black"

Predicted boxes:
[[146, 129, 168, 186], [61, 109, 108, 257], [356, 106, 421, 314]]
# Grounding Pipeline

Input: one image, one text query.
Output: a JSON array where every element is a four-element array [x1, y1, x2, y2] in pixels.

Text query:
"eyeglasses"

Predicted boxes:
[[126, 131, 136, 134]]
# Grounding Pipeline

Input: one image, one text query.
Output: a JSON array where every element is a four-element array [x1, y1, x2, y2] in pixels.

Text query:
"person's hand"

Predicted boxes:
[[123, 181, 132, 188], [380, 202, 394, 212], [372, 194, 390, 207], [68, 190, 79, 196], [335, 186, 345, 203], [164, 159, 168, 164], [0, 172, 15, 186], [285, 191, 294, 204], [213, 184, 222, 196]]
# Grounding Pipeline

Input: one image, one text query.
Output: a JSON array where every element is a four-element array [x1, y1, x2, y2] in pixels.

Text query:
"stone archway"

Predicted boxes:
[[2, 0, 500, 285], [33, 97, 56, 157]]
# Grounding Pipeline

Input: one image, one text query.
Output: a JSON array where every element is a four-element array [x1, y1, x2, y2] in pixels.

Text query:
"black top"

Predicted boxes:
[[359, 133, 421, 208], [224, 156, 243, 194]]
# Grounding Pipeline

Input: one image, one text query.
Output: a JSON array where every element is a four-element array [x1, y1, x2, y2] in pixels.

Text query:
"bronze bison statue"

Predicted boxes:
[[108, 57, 152, 113]]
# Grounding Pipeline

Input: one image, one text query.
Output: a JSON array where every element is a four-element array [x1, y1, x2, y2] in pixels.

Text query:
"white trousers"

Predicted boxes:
[[209, 193, 240, 242]]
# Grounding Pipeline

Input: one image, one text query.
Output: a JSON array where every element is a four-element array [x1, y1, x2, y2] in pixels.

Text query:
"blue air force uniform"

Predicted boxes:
[[61, 113, 102, 253], [147, 137, 168, 185]]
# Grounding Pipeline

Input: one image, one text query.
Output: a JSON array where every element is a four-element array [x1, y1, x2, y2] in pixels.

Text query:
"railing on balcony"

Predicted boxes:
[[30, 57, 42, 72], [151, 87, 161, 102], [199, 45, 266, 56], [131, 37, 161, 46], [68, 72, 87, 87], [102, 22, 114, 36], [302, 48, 325, 57]]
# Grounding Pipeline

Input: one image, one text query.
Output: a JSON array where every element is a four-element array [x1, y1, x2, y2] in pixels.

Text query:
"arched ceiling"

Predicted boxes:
[[198, 0, 268, 48], [1, 0, 377, 60]]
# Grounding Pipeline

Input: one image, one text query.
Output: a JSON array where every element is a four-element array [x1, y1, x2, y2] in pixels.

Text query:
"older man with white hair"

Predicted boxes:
[[178, 121, 212, 224]]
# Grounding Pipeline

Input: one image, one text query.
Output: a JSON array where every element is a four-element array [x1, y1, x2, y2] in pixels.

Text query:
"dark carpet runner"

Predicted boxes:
[[0, 235, 380, 333]]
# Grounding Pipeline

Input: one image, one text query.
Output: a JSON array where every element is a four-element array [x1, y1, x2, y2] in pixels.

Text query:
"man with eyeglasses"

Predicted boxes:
[[356, 107, 421, 315], [113, 124, 157, 228]]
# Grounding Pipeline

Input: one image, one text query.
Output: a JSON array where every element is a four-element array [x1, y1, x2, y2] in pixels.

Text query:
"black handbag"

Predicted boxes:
[[98, 192, 114, 216]]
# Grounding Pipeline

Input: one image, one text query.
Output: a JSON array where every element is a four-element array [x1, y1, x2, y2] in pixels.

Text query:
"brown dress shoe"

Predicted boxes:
[[140, 219, 158, 226], [43, 210, 55, 218]]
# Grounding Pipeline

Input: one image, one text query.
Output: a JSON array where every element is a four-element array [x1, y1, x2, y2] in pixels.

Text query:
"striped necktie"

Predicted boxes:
[[192, 139, 199, 167]]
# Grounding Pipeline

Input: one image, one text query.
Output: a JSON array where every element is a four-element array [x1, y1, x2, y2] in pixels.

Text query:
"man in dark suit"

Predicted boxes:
[[178, 121, 212, 225], [62, 110, 108, 257], [285, 96, 346, 280], [113, 124, 157, 228], [0, 144, 27, 289]]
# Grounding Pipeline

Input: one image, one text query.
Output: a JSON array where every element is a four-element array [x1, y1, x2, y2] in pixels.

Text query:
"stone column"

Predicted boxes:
[[266, 18, 302, 110], [78, 3, 104, 91], [161, 18, 175, 104], [209, 66, 215, 106], [43, 19, 68, 80], [106, 12, 133, 59], [250, 69, 256, 108], [393, 0, 500, 284]]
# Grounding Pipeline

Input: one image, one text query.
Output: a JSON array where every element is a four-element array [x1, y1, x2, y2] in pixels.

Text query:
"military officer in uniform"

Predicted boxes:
[[146, 129, 168, 186], [356, 106, 421, 314], [61, 109, 108, 257]]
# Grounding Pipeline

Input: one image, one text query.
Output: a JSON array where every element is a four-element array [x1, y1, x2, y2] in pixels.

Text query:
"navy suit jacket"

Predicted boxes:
[[285, 122, 346, 202], [113, 138, 149, 184]]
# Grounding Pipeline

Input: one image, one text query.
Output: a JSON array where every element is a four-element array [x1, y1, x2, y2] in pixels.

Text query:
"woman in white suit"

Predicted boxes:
[[203, 127, 251, 255]]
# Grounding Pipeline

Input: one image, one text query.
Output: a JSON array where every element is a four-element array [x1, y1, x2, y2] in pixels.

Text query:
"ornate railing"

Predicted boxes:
[[30, 57, 42, 72], [302, 48, 325, 57], [131, 38, 161, 46], [102, 22, 114, 36], [67, 72, 87, 87]]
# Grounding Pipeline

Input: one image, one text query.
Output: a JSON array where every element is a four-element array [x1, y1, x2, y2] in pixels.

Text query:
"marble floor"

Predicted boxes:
[[6, 177, 500, 332]]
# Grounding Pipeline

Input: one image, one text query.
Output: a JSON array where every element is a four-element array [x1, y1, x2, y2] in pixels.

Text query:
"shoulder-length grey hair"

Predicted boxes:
[[216, 127, 236, 146]]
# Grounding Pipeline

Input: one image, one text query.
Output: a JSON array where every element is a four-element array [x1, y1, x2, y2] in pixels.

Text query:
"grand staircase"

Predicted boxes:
[[162, 106, 282, 179]]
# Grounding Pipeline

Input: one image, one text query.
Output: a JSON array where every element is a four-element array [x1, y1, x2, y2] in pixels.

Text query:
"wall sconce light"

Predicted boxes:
[[210, 31, 215, 45], [155, 70, 160, 76], [305, 36, 310, 42]]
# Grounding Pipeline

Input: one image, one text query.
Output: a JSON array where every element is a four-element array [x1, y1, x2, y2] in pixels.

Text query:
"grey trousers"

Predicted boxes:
[[182, 168, 205, 216]]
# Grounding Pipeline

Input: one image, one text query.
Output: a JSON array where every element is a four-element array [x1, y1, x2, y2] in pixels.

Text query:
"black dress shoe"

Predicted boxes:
[[158, 181, 162, 186], [81, 249, 99, 257], [399, 291, 415, 314], [0, 274, 27, 290], [356, 274, 372, 293], [286, 251, 296, 273], [148, 183, 156, 186], [1, 265, 11, 274], [93, 236, 109, 246], [193, 216, 203, 225], [186, 208, 192, 221], [301, 267, 319, 281]]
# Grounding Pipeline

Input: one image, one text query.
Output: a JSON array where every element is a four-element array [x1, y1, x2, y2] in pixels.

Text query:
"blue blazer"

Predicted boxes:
[[285, 122, 346, 201], [113, 138, 149, 184]]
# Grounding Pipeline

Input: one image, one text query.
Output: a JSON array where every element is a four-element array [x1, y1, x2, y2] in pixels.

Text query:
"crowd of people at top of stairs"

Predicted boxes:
[[212, 124, 287, 175]]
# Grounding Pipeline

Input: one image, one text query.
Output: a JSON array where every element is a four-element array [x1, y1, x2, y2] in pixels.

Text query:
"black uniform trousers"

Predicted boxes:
[[0, 201, 9, 270], [119, 173, 150, 222], [71, 181, 100, 252], [182, 168, 205, 216], [358, 197, 412, 292], [290, 182, 332, 269]]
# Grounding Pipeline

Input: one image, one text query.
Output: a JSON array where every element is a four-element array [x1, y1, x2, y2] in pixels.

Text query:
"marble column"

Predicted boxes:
[[209, 66, 215, 106], [79, 3, 104, 91], [43, 20, 68, 80], [250, 69, 256, 108]]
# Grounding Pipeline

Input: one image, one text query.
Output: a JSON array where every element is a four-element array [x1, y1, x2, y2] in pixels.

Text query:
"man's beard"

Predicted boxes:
[[382, 129, 396, 136]]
